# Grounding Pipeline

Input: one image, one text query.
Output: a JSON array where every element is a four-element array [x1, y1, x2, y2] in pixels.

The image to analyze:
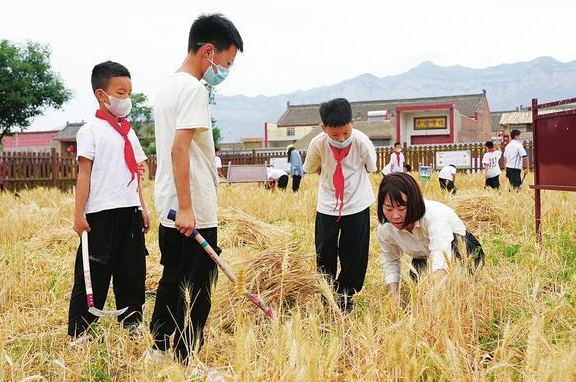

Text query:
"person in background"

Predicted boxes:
[[503, 129, 529, 191], [266, 166, 289, 191], [438, 164, 457, 194], [287, 145, 303, 192], [482, 140, 502, 190], [214, 147, 223, 178], [390, 142, 405, 173]]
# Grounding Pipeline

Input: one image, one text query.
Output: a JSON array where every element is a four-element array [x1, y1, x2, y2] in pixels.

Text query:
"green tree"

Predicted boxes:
[[129, 92, 155, 154], [0, 40, 71, 143], [211, 117, 222, 148]]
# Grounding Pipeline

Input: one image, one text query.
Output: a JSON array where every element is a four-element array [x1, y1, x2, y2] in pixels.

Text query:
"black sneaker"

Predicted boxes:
[[338, 295, 354, 314]]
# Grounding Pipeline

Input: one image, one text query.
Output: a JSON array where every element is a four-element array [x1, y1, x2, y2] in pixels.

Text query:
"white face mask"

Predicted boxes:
[[102, 92, 132, 117]]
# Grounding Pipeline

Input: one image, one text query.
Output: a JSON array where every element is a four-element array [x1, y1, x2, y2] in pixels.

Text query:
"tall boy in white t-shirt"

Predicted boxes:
[[68, 61, 149, 337], [149, 14, 243, 362], [303, 98, 377, 313], [482, 140, 502, 189], [504, 129, 530, 191]]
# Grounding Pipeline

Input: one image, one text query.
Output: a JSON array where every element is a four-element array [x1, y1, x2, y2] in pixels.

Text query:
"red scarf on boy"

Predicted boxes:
[[95, 110, 140, 189], [395, 151, 401, 166], [329, 143, 352, 220]]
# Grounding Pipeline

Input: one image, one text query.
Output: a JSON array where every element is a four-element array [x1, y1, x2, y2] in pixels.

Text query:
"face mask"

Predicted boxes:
[[327, 136, 353, 149], [102, 92, 132, 117], [202, 52, 229, 86], [395, 147, 401, 152]]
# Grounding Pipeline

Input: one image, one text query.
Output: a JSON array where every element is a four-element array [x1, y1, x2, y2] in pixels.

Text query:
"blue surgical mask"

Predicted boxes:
[[202, 52, 229, 86], [327, 136, 353, 149]]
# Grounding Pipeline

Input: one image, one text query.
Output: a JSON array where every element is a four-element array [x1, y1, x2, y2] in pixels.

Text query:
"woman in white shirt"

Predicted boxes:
[[376, 173, 484, 299]]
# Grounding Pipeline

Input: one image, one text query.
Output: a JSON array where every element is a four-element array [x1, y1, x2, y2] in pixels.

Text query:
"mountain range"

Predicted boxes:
[[211, 56, 576, 141]]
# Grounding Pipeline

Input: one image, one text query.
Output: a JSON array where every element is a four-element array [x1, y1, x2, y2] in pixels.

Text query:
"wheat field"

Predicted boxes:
[[1, 172, 576, 382]]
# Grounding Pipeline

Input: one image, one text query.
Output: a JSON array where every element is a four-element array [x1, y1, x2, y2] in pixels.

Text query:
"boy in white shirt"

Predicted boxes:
[[390, 142, 405, 173], [303, 98, 377, 313], [503, 129, 530, 190], [438, 164, 457, 194], [150, 14, 243, 362], [68, 61, 149, 337], [482, 140, 502, 189]]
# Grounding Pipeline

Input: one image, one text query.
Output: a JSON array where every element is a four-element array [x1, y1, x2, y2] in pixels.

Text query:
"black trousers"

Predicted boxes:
[[277, 175, 289, 190], [506, 168, 522, 190], [315, 208, 370, 297], [439, 178, 456, 194], [150, 225, 220, 360], [485, 175, 500, 189], [410, 231, 485, 282], [292, 175, 302, 192], [68, 207, 147, 337]]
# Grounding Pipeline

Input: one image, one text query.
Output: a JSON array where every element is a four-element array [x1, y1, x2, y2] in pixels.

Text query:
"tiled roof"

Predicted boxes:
[[278, 93, 487, 127]]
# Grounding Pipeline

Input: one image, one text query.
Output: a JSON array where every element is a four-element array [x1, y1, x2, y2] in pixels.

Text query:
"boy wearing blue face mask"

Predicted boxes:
[[150, 13, 243, 363], [68, 61, 149, 338], [303, 98, 377, 313]]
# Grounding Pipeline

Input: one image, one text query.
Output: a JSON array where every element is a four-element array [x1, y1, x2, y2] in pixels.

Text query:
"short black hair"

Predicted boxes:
[[394, 142, 401, 147], [319, 98, 352, 127], [377, 173, 426, 226], [511, 129, 521, 139], [188, 13, 244, 53], [91, 61, 131, 92], [485, 140, 494, 149]]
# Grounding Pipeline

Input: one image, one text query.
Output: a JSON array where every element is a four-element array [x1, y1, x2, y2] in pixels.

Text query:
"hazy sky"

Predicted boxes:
[[1, 0, 575, 131]]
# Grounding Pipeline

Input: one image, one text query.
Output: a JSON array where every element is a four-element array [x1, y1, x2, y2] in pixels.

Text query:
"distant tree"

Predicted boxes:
[[0, 40, 71, 143], [128, 92, 155, 154], [211, 117, 222, 148]]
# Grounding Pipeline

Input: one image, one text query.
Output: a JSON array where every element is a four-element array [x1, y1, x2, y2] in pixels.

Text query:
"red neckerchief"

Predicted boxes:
[[488, 148, 495, 152], [328, 143, 352, 221], [95, 110, 140, 190], [395, 151, 401, 166]]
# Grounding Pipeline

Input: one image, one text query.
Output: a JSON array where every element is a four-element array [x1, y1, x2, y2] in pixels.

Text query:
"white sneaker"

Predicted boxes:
[[143, 347, 166, 364], [69, 334, 92, 348], [191, 366, 225, 382]]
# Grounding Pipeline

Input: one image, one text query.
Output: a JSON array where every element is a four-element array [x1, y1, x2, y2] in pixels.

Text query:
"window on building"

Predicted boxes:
[[286, 127, 295, 136], [372, 139, 391, 147]]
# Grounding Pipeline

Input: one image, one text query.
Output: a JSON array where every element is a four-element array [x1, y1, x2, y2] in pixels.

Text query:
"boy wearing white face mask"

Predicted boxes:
[[150, 13, 243, 363], [68, 61, 149, 338], [303, 98, 377, 313]]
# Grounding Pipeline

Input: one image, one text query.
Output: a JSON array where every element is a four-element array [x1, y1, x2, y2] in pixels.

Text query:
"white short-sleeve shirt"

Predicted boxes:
[[76, 117, 147, 214], [303, 129, 377, 216], [438, 165, 457, 181], [504, 140, 527, 170], [154, 72, 218, 229], [389, 152, 405, 173], [482, 150, 502, 178]]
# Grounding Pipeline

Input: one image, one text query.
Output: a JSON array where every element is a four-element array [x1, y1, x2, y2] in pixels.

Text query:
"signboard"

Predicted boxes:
[[414, 116, 447, 130], [419, 166, 432, 182], [269, 157, 291, 173], [530, 97, 576, 241], [435, 150, 472, 169]]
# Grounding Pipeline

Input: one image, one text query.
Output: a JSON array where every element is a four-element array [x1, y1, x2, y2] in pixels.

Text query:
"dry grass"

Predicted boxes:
[[2, 171, 576, 381]]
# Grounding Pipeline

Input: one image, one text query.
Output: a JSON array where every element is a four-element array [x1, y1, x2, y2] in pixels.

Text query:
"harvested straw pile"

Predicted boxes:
[[453, 193, 509, 236], [218, 207, 289, 247], [241, 243, 321, 309]]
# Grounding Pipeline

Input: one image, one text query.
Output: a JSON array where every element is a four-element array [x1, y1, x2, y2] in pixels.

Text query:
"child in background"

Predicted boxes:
[[390, 142, 405, 173], [303, 98, 377, 313], [68, 61, 149, 338], [377, 173, 484, 304], [287, 145, 303, 192], [482, 140, 502, 190], [438, 164, 457, 194], [266, 166, 289, 190]]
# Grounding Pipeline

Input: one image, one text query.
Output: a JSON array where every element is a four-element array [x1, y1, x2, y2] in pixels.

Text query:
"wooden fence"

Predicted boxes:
[[1, 141, 533, 191]]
